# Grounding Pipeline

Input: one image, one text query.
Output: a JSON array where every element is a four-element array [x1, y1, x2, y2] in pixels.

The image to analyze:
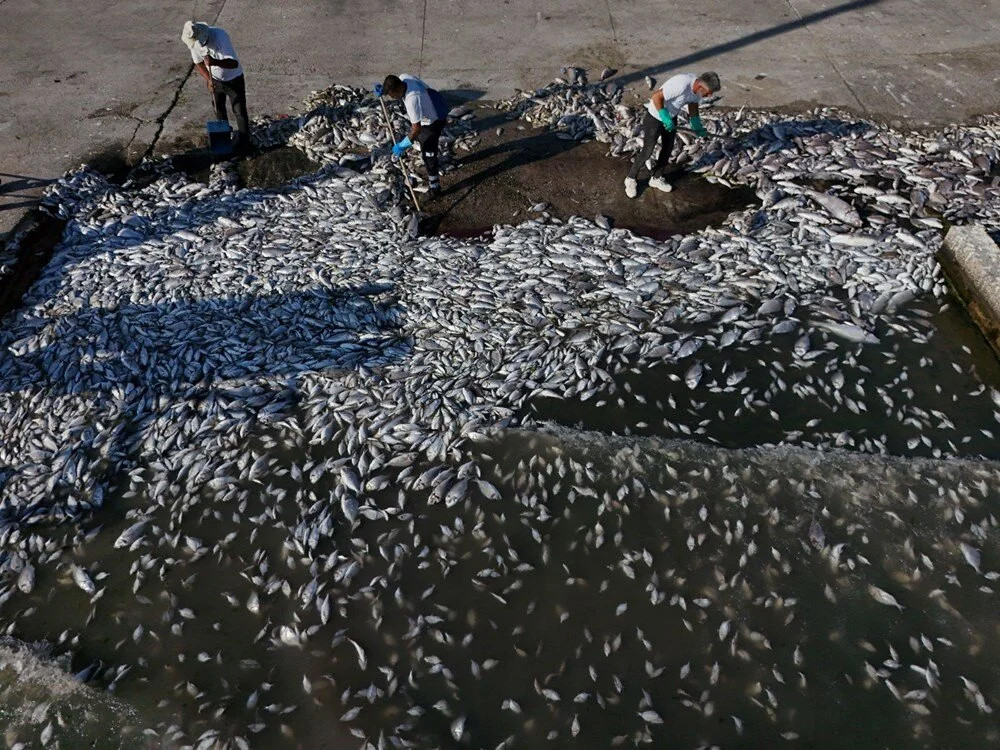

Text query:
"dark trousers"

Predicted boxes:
[[627, 111, 676, 180], [212, 75, 250, 147], [417, 119, 446, 184]]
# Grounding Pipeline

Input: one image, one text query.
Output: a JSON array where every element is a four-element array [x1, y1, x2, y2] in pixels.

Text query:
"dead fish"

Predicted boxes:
[[71, 565, 96, 595], [113, 520, 148, 549], [959, 542, 982, 574], [808, 519, 825, 549], [17, 564, 35, 594], [813, 320, 880, 344], [868, 585, 904, 610], [341, 495, 359, 524], [685, 362, 703, 389], [805, 189, 862, 228]]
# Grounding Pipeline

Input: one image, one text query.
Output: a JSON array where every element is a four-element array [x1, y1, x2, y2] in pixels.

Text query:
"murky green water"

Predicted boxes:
[[2, 297, 1000, 749]]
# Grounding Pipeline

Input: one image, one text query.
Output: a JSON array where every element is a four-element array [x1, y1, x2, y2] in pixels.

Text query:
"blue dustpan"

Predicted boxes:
[[206, 120, 233, 156]]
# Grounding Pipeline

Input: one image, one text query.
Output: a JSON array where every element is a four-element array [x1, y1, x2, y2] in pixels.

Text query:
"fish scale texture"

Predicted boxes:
[[0, 75, 1000, 747]]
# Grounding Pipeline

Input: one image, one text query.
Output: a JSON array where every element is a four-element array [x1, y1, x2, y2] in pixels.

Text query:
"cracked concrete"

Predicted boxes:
[[140, 66, 197, 163], [4, 0, 1000, 241]]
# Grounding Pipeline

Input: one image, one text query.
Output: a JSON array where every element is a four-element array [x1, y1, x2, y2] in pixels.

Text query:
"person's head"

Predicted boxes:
[[694, 72, 720, 97], [382, 75, 407, 100], [181, 21, 211, 49]]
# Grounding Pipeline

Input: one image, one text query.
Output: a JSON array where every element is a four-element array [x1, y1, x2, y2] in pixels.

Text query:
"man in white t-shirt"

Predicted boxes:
[[380, 74, 449, 196], [181, 21, 250, 154], [624, 71, 720, 198]]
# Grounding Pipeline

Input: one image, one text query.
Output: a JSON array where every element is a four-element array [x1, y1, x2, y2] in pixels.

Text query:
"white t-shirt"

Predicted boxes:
[[189, 27, 243, 82], [646, 73, 702, 118], [400, 74, 438, 125]]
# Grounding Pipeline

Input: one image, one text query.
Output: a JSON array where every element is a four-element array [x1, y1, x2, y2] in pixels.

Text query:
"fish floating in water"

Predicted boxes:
[[0, 69, 998, 748]]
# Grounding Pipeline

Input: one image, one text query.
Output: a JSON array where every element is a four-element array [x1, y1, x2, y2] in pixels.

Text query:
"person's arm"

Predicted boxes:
[[193, 60, 214, 92], [651, 89, 674, 131], [207, 31, 240, 72], [205, 55, 238, 69], [688, 102, 708, 137], [392, 90, 421, 154]]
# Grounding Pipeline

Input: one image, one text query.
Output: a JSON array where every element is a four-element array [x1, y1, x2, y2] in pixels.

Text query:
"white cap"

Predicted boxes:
[[181, 21, 211, 48]]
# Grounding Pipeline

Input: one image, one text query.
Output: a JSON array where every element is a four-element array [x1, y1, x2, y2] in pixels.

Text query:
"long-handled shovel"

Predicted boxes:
[[376, 94, 422, 215]]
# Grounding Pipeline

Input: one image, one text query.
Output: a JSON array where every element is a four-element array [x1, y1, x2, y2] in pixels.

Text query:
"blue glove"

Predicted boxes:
[[391, 137, 412, 158], [690, 115, 708, 138], [657, 107, 675, 132], [373, 83, 384, 97]]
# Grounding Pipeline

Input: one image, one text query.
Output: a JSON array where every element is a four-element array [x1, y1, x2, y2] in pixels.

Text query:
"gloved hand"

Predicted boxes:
[[373, 83, 384, 97], [391, 137, 413, 158], [690, 115, 709, 138], [657, 108, 675, 132]]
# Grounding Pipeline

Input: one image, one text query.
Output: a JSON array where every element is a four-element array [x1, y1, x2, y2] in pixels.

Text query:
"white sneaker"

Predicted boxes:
[[648, 176, 673, 193], [645, 157, 656, 171], [624, 177, 638, 198]]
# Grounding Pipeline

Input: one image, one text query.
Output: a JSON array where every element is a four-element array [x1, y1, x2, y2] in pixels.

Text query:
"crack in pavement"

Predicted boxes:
[[123, 118, 143, 156], [139, 69, 195, 163], [139, 0, 230, 162]]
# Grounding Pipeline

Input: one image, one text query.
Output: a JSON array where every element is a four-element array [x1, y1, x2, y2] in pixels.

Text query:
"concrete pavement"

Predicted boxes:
[[3, 0, 1000, 240]]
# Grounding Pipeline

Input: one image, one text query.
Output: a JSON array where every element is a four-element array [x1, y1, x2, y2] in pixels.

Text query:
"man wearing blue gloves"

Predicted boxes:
[[625, 71, 720, 198], [378, 74, 449, 196]]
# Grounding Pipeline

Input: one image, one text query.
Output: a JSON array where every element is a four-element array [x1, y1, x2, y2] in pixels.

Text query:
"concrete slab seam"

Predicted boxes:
[[419, 0, 428, 78], [605, 0, 618, 44], [784, 0, 870, 116]]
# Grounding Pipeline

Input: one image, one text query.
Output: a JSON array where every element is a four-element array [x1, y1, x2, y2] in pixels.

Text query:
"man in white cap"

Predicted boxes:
[[378, 74, 449, 197], [624, 71, 720, 198], [181, 21, 250, 154]]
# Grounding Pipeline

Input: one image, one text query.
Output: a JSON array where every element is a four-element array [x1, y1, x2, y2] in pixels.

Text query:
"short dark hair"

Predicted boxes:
[[698, 71, 721, 92], [383, 75, 406, 97]]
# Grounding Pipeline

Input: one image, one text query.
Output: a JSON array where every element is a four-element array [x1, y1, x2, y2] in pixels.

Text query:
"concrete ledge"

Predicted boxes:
[[939, 224, 1000, 358]]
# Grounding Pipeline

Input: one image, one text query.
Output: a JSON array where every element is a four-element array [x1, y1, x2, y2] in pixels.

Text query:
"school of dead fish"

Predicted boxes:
[[0, 69, 999, 747]]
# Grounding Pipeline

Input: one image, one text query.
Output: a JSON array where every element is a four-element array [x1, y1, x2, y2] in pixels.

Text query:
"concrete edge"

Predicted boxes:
[[938, 224, 1000, 359]]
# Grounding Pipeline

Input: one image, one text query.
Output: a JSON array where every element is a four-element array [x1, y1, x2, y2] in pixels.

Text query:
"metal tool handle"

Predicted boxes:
[[377, 95, 422, 214]]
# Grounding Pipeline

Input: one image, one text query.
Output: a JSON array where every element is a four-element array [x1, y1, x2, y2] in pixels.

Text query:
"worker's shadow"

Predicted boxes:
[[424, 125, 586, 231], [1, 284, 410, 398]]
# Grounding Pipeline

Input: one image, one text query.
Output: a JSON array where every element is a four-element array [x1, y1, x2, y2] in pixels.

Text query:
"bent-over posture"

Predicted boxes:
[[182, 21, 250, 154], [381, 74, 449, 196], [625, 71, 720, 198]]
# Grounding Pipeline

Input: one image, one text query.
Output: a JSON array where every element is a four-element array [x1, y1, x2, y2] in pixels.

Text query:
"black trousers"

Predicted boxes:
[[212, 75, 250, 146], [627, 111, 676, 180], [417, 119, 446, 183]]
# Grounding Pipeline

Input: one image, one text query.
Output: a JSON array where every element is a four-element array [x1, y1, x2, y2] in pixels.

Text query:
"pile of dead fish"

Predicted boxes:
[[496, 66, 633, 150], [251, 83, 479, 177], [501, 69, 1000, 232], [0, 77, 999, 746]]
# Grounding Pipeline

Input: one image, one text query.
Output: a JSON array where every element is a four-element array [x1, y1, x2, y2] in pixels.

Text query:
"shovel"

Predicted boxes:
[[375, 93, 423, 223]]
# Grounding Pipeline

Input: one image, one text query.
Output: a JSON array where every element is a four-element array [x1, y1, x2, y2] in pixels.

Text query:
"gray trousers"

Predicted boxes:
[[212, 74, 250, 146], [628, 111, 676, 180]]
